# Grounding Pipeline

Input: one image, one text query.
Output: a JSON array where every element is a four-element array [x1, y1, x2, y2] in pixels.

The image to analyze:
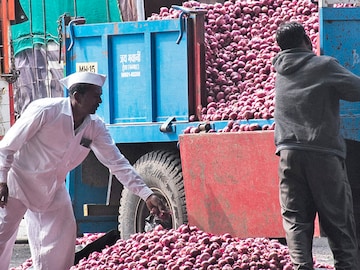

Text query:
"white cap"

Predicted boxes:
[[59, 72, 107, 89]]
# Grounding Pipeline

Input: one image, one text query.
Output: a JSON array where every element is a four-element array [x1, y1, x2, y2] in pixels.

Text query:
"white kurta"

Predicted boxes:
[[0, 97, 153, 211], [0, 97, 153, 269]]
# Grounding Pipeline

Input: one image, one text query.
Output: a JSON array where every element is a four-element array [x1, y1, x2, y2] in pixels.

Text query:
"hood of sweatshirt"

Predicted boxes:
[[272, 48, 316, 75]]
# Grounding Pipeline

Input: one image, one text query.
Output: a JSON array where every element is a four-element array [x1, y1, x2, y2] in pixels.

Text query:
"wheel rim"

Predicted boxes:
[[134, 188, 173, 233]]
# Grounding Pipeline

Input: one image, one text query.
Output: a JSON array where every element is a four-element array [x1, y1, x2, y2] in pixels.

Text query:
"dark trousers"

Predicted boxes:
[[345, 140, 360, 258], [278, 150, 359, 270]]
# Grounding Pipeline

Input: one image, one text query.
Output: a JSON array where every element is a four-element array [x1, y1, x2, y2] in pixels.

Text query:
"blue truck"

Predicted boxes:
[[61, 0, 360, 240]]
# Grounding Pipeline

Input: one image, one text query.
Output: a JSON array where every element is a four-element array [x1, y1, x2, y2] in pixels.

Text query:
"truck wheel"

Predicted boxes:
[[118, 150, 187, 239]]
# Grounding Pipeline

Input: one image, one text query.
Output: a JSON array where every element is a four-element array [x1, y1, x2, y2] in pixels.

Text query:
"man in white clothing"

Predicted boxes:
[[0, 72, 167, 269]]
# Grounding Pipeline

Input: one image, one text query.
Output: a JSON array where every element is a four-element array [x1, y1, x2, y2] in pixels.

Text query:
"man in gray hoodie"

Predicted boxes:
[[272, 21, 360, 269]]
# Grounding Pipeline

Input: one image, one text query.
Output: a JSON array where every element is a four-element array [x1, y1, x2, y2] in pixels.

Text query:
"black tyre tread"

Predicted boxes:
[[118, 150, 187, 239], [137, 150, 184, 192]]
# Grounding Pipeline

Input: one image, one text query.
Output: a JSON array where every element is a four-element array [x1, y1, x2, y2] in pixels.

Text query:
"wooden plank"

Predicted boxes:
[[83, 204, 119, 217]]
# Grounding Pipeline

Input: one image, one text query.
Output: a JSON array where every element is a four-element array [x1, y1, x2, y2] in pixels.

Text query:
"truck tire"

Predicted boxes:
[[118, 150, 187, 239]]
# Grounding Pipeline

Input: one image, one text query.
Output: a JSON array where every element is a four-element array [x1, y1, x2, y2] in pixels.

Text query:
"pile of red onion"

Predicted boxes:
[[150, 0, 319, 132], [70, 224, 334, 269], [10, 225, 334, 269], [75, 232, 106, 246]]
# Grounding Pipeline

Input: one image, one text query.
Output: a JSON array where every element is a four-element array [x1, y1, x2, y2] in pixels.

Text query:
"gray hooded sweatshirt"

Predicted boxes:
[[272, 48, 360, 159]]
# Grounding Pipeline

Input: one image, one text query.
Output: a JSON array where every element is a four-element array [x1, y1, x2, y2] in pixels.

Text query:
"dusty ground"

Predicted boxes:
[[312, 237, 334, 267], [10, 243, 31, 269]]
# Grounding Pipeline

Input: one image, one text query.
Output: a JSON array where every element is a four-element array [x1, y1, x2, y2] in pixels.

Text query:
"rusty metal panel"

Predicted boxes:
[[179, 131, 321, 238]]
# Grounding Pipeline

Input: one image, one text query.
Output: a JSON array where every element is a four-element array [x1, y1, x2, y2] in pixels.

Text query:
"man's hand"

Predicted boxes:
[[145, 194, 169, 219], [0, 183, 8, 208]]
